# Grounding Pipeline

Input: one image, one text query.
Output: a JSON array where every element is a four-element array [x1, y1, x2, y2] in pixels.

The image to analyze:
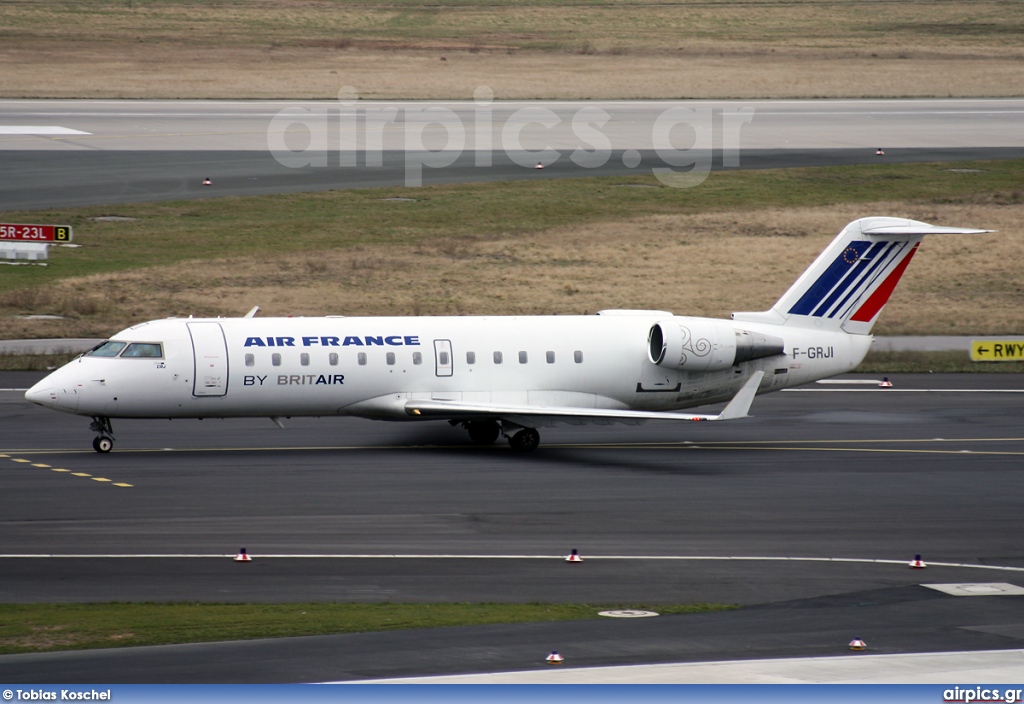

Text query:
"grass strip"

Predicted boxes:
[[3, 0, 1019, 55], [0, 353, 80, 372], [0, 602, 733, 655], [3, 159, 1022, 293]]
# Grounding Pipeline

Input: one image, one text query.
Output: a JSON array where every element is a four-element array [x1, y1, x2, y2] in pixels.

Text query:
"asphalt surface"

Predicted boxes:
[[4, 147, 1021, 211], [3, 98, 1024, 210], [1, 372, 1022, 682]]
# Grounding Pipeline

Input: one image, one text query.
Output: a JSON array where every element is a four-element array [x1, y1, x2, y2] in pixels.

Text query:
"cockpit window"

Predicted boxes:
[[87, 341, 127, 357], [122, 343, 163, 358], [87, 341, 163, 358]]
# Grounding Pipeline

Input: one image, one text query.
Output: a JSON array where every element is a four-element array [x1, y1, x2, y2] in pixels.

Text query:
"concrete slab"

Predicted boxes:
[[923, 583, 1024, 597], [352, 649, 1024, 684]]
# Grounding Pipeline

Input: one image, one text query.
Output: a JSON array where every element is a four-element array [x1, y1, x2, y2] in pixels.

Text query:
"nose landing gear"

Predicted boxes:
[[90, 417, 114, 453]]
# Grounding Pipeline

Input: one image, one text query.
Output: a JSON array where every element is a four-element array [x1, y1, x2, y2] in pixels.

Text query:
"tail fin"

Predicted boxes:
[[732, 217, 991, 334]]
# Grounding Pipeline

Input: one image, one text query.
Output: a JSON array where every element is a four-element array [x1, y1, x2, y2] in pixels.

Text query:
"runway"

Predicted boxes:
[[2, 98, 1023, 210], [1, 372, 1023, 681]]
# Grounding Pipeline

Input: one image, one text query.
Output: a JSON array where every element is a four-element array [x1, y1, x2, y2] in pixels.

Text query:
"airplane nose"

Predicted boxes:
[[25, 377, 55, 407]]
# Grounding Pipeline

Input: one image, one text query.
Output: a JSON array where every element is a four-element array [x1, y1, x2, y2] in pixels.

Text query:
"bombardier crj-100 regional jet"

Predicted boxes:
[[26, 217, 989, 453]]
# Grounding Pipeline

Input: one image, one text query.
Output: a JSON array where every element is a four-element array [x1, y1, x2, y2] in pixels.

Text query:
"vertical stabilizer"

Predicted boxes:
[[732, 217, 991, 334]]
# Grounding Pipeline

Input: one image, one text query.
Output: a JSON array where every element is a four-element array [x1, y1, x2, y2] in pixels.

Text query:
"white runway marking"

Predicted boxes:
[[815, 379, 884, 385], [1, 553, 1022, 572], [0, 126, 91, 135]]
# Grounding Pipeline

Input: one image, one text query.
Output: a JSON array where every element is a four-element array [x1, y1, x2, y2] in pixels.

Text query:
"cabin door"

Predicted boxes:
[[188, 322, 229, 397], [433, 339, 453, 377]]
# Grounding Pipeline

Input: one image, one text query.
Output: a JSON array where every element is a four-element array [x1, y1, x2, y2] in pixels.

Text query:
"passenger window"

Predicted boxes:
[[413, 351, 422, 365], [272, 353, 282, 366], [300, 353, 310, 366], [358, 352, 367, 366], [245, 353, 255, 367], [466, 351, 476, 365], [439, 351, 449, 366], [546, 351, 555, 364], [574, 350, 583, 363], [329, 352, 339, 366], [518, 351, 528, 364], [386, 352, 396, 365], [121, 343, 163, 358], [493, 351, 503, 364], [87, 341, 126, 357]]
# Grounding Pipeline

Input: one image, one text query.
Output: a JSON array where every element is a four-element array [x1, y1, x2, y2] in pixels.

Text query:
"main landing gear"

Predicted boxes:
[[465, 419, 501, 445], [90, 416, 114, 453], [507, 427, 540, 453], [461, 419, 541, 452]]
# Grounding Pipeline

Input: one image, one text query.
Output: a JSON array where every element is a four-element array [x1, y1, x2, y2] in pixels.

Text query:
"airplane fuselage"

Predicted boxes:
[[29, 313, 868, 422]]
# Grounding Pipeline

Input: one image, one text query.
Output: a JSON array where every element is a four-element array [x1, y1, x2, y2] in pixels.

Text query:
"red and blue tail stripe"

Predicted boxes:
[[848, 242, 919, 323], [786, 239, 914, 321]]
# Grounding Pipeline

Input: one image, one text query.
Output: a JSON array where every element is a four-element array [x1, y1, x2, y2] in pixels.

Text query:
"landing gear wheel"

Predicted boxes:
[[466, 420, 501, 445], [89, 416, 114, 453], [508, 427, 540, 452]]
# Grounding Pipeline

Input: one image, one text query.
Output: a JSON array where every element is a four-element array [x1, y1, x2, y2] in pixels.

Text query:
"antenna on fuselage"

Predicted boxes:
[[244, 306, 260, 319]]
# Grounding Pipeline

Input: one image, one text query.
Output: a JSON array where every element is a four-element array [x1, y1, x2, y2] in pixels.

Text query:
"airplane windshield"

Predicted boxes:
[[86, 341, 163, 358], [87, 341, 127, 357]]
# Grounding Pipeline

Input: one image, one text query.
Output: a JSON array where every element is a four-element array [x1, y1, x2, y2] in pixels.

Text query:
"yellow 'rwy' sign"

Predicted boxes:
[[971, 340, 1024, 361]]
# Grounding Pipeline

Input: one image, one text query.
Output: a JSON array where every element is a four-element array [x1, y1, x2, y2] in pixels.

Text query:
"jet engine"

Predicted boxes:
[[648, 318, 784, 372]]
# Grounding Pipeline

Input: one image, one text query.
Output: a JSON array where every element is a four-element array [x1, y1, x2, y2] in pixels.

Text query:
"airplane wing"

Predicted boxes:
[[405, 371, 764, 424]]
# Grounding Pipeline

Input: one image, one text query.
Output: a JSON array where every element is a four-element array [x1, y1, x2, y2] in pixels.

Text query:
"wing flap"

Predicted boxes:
[[405, 372, 764, 423]]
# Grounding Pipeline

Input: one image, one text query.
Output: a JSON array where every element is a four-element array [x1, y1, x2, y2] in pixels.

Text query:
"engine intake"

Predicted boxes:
[[648, 318, 784, 372]]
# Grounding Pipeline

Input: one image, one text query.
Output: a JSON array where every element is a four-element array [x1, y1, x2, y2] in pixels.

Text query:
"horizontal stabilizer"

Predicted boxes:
[[861, 224, 993, 236]]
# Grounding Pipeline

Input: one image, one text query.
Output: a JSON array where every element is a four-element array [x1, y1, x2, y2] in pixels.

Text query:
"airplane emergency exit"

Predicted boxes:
[[25, 217, 990, 452]]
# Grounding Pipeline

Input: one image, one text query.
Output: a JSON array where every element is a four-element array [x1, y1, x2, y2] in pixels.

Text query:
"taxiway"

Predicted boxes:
[[1, 373, 1022, 681]]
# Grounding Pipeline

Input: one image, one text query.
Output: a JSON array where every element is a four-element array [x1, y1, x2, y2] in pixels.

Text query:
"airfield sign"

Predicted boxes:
[[0, 223, 73, 242], [971, 340, 1024, 362]]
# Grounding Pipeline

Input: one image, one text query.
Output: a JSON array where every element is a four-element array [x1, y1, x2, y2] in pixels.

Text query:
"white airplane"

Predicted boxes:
[[25, 217, 988, 453]]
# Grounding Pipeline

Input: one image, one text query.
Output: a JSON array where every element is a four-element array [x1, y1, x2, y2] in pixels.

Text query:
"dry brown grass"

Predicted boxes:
[[4, 44, 1019, 100], [0, 625, 81, 651], [4, 45, 1022, 99], [7, 202, 1020, 339], [1, 0, 1022, 99]]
